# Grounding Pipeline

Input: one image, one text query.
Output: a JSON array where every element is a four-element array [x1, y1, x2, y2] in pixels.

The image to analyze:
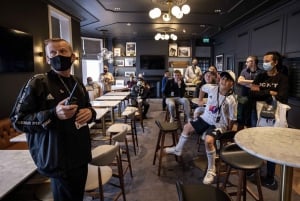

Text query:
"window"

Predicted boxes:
[[48, 6, 74, 73]]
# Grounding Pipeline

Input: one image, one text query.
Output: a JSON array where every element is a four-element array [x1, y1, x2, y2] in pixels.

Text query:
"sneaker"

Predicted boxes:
[[169, 117, 174, 123], [261, 177, 278, 191], [164, 146, 182, 156], [203, 169, 216, 185]]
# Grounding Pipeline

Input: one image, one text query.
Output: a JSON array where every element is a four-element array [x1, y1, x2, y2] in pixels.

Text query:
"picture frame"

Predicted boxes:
[[124, 57, 135, 66], [115, 59, 124, 67], [125, 71, 136, 77], [173, 68, 184, 76], [178, 46, 191, 57], [126, 42, 136, 56], [215, 54, 224, 71], [225, 55, 234, 71], [114, 48, 121, 57], [169, 43, 178, 57]]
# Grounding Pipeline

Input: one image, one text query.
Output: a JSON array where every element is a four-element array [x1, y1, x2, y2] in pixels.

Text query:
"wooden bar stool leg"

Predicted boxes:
[[236, 170, 243, 201], [153, 131, 162, 165], [158, 133, 166, 176]]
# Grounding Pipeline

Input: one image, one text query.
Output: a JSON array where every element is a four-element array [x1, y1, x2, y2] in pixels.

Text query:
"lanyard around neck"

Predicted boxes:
[[217, 87, 226, 115]]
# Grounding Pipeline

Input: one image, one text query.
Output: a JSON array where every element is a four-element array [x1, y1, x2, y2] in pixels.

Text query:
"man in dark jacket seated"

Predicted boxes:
[[130, 76, 150, 119]]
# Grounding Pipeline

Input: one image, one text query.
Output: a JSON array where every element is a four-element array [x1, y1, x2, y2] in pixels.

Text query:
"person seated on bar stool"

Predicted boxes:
[[163, 70, 191, 123], [165, 70, 237, 185], [130, 76, 150, 119], [193, 69, 217, 119]]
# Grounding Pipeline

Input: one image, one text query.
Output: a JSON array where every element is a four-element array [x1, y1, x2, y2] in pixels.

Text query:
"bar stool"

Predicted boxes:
[[111, 128, 133, 178], [153, 120, 179, 176], [176, 181, 232, 201], [220, 143, 264, 201], [107, 123, 138, 155], [164, 103, 183, 130]]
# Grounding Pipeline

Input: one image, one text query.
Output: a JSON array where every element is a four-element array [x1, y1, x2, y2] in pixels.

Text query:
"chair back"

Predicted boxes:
[[90, 143, 120, 166], [112, 128, 128, 142]]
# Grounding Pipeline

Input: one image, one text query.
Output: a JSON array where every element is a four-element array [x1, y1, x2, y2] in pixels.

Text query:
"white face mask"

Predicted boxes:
[[263, 62, 273, 71]]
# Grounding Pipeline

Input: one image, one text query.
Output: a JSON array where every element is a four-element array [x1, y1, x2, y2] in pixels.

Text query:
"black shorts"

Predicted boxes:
[[190, 117, 218, 137]]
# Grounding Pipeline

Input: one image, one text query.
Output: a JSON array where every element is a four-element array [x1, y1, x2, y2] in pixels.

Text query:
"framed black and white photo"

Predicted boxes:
[[169, 43, 178, 57], [178, 46, 191, 57], [215, 54, 224, 71], [124, 58, 135, 66], [126, 42, 136, 56], [115, 59, 124, 66], [125, 71, 136, 77]]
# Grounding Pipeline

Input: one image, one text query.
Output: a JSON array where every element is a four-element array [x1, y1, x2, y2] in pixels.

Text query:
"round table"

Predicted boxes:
[[235, 127, 300, 201]]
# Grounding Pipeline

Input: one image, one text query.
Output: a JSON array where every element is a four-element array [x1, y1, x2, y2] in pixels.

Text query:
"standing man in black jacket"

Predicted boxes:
[[163, 70, 191, 123], [10, 38, 96, 201], [250, 51, 289, 190]]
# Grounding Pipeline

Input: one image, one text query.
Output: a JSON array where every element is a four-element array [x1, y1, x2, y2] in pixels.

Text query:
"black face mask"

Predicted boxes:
[[50, 55, 73, 71]]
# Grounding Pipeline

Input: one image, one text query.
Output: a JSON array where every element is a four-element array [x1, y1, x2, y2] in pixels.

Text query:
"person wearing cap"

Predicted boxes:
[[99, 65, 114, 94], [165, 70, 237, 185]]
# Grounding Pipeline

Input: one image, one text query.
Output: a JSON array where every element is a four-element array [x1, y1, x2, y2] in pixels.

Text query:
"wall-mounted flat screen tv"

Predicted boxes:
[[0, 26, 34, 73], [140, 55, 165, 70]]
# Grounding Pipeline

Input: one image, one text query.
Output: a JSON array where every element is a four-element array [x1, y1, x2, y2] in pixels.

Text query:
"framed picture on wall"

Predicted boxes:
[[126, 42, 136, 56], [178, 46, 191, 57], [115, 59, 124, 66], [225, 55, 234, 71], [215, 54, 223, 71], [169, 43, 178, 57], [125, 58, 134, 66], [114, 48, 121, 57]]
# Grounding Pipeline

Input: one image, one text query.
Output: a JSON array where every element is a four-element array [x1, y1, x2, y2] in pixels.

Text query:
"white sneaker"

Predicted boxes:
[[203, 169, 216, 184], [169, 117, 174, 123], [165, 146, 182, 156]]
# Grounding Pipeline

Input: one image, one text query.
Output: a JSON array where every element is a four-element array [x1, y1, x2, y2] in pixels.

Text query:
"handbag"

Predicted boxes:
[[260, 104, 276, 119]]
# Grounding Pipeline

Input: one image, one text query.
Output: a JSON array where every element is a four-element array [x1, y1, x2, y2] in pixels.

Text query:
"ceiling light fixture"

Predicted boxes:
[[154, 32, 177, 41], [149, 0, 190, 22]]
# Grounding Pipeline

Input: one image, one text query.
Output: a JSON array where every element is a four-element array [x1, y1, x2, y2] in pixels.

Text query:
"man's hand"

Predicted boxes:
[[56, 98, 78, 120], [76, 108, 93, 125], [251, 84, 260, 91]]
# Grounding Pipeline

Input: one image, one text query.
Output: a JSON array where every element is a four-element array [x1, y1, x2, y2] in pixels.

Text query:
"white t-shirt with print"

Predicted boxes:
[[200, 84, 237, 132]]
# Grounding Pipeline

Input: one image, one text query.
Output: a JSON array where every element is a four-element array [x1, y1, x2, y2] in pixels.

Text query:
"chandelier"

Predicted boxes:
[[154, 33, 177, 40], [149, 0, 190, 22]]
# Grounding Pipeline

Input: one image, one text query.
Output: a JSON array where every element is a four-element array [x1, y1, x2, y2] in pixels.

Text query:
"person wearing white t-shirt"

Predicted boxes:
[[165, 70, 237, 185]]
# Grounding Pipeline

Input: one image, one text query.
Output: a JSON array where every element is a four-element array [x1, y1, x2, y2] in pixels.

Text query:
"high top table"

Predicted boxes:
[[0, 150, 36, 199], [235, 127, 300, 201]]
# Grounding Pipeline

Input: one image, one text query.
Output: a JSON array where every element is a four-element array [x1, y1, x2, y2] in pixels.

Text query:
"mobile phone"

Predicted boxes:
[[65, 82, 78, 105]]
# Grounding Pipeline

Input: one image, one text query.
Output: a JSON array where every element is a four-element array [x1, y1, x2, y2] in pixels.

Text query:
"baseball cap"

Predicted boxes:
[[220, 70, 236, 82]]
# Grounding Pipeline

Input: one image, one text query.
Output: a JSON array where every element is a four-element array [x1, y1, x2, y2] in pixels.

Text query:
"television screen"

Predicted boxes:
[[0, 26, 34, 73], [140, 55, 165, 70]]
